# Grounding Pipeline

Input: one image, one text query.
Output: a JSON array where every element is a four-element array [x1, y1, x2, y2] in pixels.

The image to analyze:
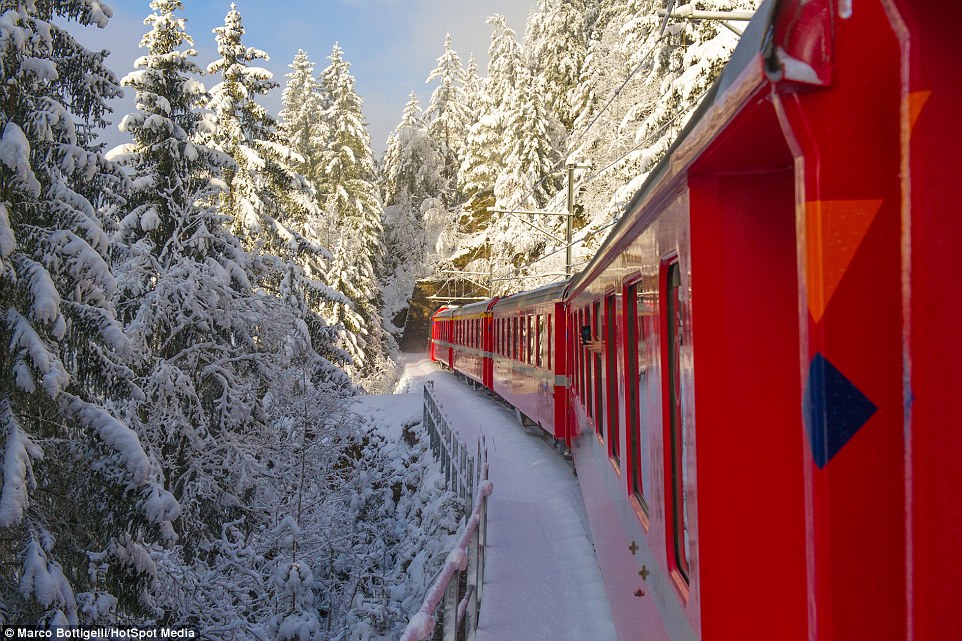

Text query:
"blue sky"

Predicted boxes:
[[74, 0, 536, 153]]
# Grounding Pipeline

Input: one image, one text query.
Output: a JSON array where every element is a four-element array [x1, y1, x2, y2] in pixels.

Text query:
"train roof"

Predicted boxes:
[[450, 297, 499, 317], [493, 280, 568, 313], [567, 0, 803, 298]]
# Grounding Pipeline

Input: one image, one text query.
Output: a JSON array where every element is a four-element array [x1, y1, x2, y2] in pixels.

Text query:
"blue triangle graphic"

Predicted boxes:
[[803, 353, 878, 468]]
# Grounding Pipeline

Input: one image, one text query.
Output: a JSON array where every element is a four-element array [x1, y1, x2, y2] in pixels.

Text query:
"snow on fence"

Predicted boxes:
[[403, 381, 492, 641]]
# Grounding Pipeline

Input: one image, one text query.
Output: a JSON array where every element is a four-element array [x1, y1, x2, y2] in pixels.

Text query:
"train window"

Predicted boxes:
[[513, 317, 519, 360], [593, 301, 603, 435], [519, 317, 525, 362], [546, 313, 552, 370], [625, 281, 651, 512], [528, 315, 534, 364], [534, 314, 544, 367], [663, 258, 690, 583], [605, 293, 620, 463], [581, 307, 595, 418]]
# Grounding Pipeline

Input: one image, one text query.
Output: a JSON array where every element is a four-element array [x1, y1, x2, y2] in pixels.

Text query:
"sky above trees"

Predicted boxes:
[[71, 0, 535, 153]]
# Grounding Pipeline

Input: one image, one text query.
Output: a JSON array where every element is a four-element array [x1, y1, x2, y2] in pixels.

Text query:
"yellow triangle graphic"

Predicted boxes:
[[806, 199, 884, 322]]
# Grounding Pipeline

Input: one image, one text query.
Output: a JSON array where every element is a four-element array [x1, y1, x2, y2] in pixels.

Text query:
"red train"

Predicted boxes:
[[430, 1, 962, 639]]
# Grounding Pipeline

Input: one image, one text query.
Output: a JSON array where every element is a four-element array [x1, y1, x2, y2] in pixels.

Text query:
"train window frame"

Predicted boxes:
[[604, 291, 621, 465], [581, 303, 595, 421], [592, 300, 603, 436], [500, 318, 505, 356], [546, 313, 552, 370], [624, 275, 651, 523], [660, 254, 691, 594], [534, 314, 541, 367]]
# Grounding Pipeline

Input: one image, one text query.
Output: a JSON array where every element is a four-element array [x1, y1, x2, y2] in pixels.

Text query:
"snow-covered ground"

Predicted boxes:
[[394, 354, 617, 641]]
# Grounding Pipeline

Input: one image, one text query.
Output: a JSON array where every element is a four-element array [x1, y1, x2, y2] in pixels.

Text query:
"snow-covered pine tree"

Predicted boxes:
[[459, 15, 524, 209], [315, 44, 390, 389], [525, 0, 589, 134], [382, 94, 444, 211], [108, 0, 275, 564], [423, 34, 468, 201], [491, 65, 564, 267], [461, 54, 483, 131], [205, 4, 345, 370], [279, 50, 326, 184], [0, 0, 178, 625], [380, 93, 443, 334]]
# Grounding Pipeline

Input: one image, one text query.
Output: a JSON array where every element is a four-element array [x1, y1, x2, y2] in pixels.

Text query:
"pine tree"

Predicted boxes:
[[315, 44, 388, 388], [380, 93, 443, 333], [424, 34, 468, 201], [205, 5, 343, 367], [459, 15, 524, 205], [526, 0, 588, 133], [279, 50, 326, 191], [0, 0, 177, 625], [108, 0, 272, 559], [494, 67, 563, 212], [462, 54, 483, 127]]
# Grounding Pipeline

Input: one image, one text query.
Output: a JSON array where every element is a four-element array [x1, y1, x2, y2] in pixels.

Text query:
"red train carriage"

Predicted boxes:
[[490, 282, 570, 444], [429, 306, 453, 369], [430, 300, 498, 388], [566, 0, 962, 639], [429, 0, 962, 638]]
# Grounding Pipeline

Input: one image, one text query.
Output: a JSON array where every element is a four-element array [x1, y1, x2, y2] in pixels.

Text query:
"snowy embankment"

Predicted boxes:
[[393, 355, 617, 641]]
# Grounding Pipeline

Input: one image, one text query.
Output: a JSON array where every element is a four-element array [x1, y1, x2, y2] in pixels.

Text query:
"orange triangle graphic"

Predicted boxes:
[[908, 90, 931, 132], [806, 199, 884, 322]]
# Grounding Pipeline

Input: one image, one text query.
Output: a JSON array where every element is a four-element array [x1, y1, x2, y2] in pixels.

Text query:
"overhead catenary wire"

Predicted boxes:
[[492, 84, 710, 288], [488, 28, 668, 223], [480, 10, 724, 295]]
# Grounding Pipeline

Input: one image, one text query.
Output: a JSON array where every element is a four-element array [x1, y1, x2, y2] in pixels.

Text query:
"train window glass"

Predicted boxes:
[[663, 259, 690, 583], [498, 319, 503, 355], [513, 317, 519, 360], [534, 314, 544, 367], [593, 301, 603, 434], [546, 313, 553, 370], [626, 281, 651, 511], [527, 315, 534, 364], [519, 317, 525, 362], [605, 293, 620, 462], [581, 307, 595, 418]]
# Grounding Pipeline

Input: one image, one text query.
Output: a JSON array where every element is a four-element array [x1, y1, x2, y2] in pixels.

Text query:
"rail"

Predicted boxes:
[[402, 381, 492, 641]]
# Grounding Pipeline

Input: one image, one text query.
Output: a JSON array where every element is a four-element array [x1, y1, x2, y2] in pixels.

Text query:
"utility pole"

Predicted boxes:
[[488, 162, 591, 281]]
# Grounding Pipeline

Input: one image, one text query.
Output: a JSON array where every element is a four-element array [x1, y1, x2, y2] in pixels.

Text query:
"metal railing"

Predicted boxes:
[[402, 381, 492, 641], [423, 380, 477, 505]]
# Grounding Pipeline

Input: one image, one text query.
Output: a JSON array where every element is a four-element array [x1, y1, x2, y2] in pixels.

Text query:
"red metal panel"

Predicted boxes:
[[688, 166, 808, 641], [552, 301, 571, 444]]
